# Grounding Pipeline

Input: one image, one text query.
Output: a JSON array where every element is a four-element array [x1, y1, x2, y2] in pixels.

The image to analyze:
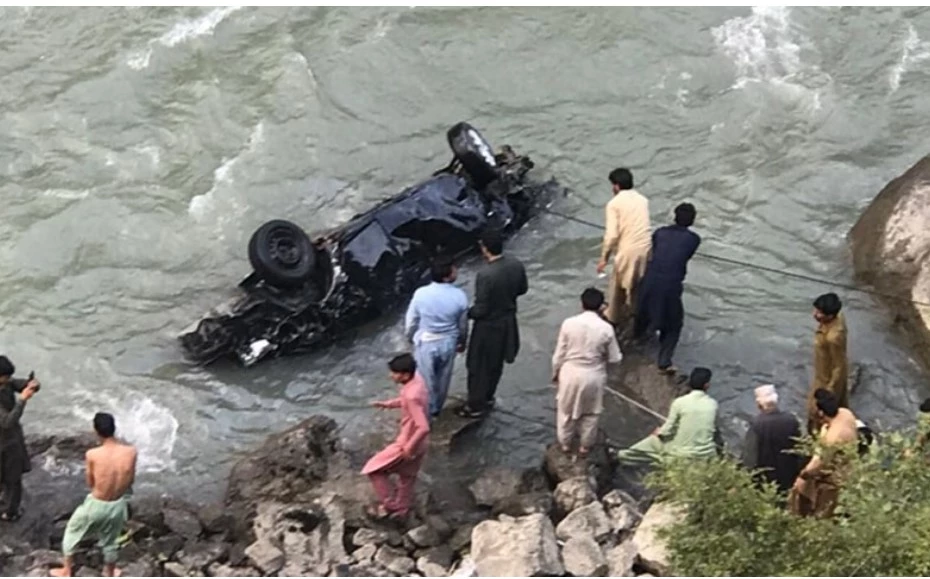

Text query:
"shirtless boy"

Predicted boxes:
[[51, 413, 137, 577]]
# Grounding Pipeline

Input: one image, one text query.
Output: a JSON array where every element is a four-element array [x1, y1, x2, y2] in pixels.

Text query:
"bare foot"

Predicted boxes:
[[49, 568, 71, 577], [103, 567, 122, 577]]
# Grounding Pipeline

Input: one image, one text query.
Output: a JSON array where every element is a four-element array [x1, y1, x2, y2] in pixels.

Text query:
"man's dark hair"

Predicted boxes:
[[0, 356, 14, 378], [94, 412, 116, 438], [480, 230, 504, 256], [920, 398, 930, 413], [674, 203, 697, 227], [689, 367, 712, 390], [814, 388, 839, 418], [813, 293, 842, 317], [388, 353, 416, 375], [581, 287, 605, 311], [430, 255, 456, 283], [608, 168, 634, 190]]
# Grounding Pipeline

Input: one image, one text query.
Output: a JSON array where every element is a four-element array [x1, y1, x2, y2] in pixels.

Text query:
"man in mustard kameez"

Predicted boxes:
[[806, 293, 848, 434], [596, 168, 651, 326]]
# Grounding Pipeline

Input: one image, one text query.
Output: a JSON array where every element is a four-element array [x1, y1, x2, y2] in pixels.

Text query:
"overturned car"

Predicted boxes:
[[179, 122, 561, 367]]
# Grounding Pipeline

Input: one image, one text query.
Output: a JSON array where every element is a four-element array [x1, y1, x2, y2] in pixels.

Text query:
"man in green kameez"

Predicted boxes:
[[617, 367, 722, 466]]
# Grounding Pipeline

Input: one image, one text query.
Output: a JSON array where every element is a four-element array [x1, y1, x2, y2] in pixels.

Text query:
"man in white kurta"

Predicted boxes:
[[596, 168, 652, 325], [552, 288, 623, 456]]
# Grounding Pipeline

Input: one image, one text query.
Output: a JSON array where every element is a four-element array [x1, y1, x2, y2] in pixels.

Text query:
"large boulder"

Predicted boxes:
[[555, 501, 613, 544], [471, 514, 564, 577], [850, 155, 930, 370], [561, 535, 608, 577], [553, 476, 597, 519], [631, 502, 683, 575], [246, 494, 348, 577]]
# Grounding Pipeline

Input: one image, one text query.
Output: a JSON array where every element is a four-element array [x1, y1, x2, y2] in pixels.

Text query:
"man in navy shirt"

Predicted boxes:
[[632, 203, 701, 374]]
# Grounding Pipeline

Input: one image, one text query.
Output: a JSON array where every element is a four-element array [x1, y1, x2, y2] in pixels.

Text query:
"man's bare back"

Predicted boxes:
[[822, 407, 858, 447], [87, 441, 137, 501]]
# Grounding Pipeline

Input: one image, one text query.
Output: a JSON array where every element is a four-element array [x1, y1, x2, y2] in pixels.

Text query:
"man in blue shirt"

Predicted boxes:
[[632, 203, 701, 374], [405, 256, 469, 419]]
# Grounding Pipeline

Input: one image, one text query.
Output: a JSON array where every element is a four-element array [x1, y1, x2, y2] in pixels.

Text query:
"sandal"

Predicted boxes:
[[365, 504, 391, 521]]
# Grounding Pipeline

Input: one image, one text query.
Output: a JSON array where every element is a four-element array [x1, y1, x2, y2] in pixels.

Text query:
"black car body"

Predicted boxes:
[[178, 123, 561, 366]]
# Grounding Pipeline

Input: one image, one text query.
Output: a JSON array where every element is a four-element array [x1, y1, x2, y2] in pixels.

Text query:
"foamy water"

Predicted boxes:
[[890, 23, 930, 93], [127, 6, 243, 71]]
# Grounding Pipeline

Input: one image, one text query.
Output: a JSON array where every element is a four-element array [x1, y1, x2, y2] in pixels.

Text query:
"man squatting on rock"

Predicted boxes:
[[52, 412, 138, 577], [0, 355, 40, 523], [362, 353, 430, 521]]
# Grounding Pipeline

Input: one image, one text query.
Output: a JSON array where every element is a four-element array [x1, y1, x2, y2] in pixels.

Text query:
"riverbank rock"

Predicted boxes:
[[553, 476, 597, 519], [850, 155, 930, 371], [632, 502, 683, 576], [471, 513, 564, 577], [562, 535, 608, 576]]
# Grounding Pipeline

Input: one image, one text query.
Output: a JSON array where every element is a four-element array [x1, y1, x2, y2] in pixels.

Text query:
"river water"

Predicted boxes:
[[2, 6, 929, 500]]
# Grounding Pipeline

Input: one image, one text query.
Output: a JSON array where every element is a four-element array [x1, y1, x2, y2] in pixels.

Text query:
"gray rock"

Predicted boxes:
[[75, 568, 101, 577], [606, 541, 638, 577], [416, 544, 454, 569], [631, 502, 683, 576], [178, 541, 229, 572], [244, 539, 285, 575], [562, 535, 608, 577], [468, 467, 523, 507], [426, 515, 452, 541], [352, 543, 378, 563], [197, 503, 234, 535], [850, 154, 930, 371], [206, 563, 262, 577], [375, 545, 416, 575], [251, 496, 347, 576], [543, 443, 612, 494], [151, 534, 186, 560], [553, 476, 597, 517], [120, 557, 158, 578], [164, 561, 196, 577], [406, 524, 441, 548], [417, 556, 448, 577], [353, 527, 390, 547], [471, 514, 564, 577], [492, 491, 553, 518], [448, 523, 476, 553], [164, 507, 203, 540], [556, 501, 613, 543], [331, 562, 394, 577], [601, 490, 639, 533], [129, 496, 168, 535], [26, 549, 61, 570]]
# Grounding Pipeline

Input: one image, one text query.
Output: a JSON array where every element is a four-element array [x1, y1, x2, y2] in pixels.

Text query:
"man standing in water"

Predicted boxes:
[[405, 255, 469, 420], [51, 413, 137, 577], [362, 354, 430, 521], [632, 202, 701, 374], [0, 356, 40, 522], [551, 288, 622, 457], [596, 168, 652, 327], [807, 293, 848, 434], [458, 230, 528, 419]]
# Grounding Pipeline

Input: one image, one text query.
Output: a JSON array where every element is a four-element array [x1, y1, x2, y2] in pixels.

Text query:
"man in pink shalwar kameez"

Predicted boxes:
[[362, 353, 431, 520]]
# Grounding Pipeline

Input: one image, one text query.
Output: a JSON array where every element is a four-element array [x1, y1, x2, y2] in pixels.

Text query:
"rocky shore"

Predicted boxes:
[[0, 405, 676, 577]]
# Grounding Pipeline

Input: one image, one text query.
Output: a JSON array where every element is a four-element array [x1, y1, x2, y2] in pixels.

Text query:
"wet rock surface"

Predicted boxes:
[[850, 154, 930, 371], [1, 395, 676, 576]]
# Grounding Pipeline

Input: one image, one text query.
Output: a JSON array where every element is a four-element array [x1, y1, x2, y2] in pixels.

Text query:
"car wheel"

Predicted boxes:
[[248, 219, 316, 288], [447, 122, 499, 189]]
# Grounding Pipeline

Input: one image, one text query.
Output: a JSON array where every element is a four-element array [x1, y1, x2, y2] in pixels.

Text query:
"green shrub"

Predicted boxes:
[[645, 432, 930, 576]]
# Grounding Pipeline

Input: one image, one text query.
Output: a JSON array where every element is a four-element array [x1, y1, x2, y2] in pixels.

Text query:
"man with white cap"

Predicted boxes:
[[740, 384, 803, 496]]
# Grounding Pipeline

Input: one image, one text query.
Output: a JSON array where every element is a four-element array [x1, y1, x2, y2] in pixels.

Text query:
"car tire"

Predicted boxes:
[[447, 122, 499, 189], [248, 219, 316, 288]]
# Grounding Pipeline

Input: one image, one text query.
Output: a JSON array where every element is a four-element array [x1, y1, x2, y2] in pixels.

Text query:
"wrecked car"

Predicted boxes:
[[178, 122, 562, 367]]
